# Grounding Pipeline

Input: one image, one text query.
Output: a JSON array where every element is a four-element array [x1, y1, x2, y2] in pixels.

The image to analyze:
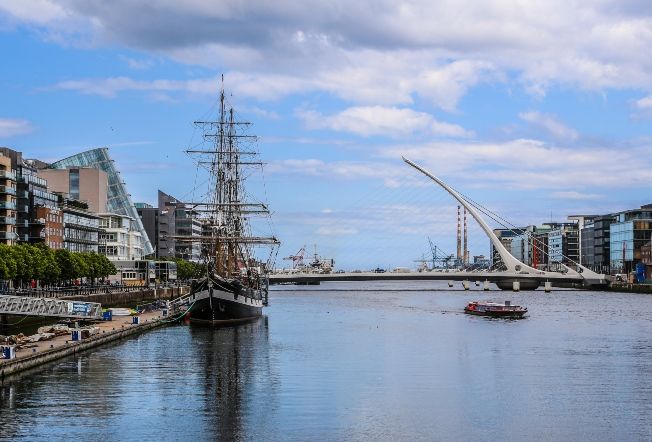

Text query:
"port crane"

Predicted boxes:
[[414, 237, 456, 270], [283, 246, 306, 268]]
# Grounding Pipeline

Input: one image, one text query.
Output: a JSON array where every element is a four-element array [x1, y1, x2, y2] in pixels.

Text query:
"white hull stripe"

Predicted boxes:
[[190, 289, 264, 308]]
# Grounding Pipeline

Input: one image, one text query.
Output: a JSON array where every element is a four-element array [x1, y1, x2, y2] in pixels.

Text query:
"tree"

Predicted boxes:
[[0, 243, 16, 281], [55, 249, 77, 281], [72, 253, 89, 280], [98, 254, 117, 278]]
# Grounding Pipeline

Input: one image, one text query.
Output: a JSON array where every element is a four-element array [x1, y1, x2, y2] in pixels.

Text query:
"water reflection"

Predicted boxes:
[[189, 317, 277, 441], [1, 282, 652, 441]]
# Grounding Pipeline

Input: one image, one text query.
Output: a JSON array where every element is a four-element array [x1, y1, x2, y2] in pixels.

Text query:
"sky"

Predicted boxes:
[[0, 1, 651, 269]]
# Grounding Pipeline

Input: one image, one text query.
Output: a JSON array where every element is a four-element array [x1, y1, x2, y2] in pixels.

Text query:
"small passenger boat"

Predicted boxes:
[[464, 301, 527, 318]]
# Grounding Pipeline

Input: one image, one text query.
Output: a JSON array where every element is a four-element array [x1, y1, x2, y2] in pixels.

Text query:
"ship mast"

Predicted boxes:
[[171, 75, 279, 284]]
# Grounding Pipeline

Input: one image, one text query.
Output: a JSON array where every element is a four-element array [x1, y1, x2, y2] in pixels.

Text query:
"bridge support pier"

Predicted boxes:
[[448, 281, 453, 288], [495, 279, 540, 291], [544, 281, 552, 293], [462, 281, 470, 290], [483, 280, 490, 291]]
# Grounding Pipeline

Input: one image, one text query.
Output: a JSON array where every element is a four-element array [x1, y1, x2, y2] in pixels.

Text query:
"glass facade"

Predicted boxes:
[[610, 220, 652, 272], [50, 148, 154, 255]]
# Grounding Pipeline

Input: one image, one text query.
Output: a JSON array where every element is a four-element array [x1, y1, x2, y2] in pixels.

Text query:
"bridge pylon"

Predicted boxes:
[[402, 157, 608, 290]]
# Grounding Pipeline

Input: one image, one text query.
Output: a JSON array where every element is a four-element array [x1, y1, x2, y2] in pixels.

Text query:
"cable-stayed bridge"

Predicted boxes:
[[271, 158, 610, 291]]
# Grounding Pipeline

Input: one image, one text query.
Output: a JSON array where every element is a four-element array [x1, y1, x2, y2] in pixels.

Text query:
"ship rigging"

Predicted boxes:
[[167, 76, 279, 324]]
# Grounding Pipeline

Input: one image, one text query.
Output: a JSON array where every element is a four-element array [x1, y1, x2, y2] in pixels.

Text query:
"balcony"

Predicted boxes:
[[30, 217, 46, 225], [0, 185, 16, 195], [0, 231, 18, 240], [0, 170, 16, 180], [0, 201, 17, 210], [0, 216, 16, 225]]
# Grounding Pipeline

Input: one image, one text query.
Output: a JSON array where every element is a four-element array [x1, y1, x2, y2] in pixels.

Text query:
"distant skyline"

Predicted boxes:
[[1, 1, 651, 268]]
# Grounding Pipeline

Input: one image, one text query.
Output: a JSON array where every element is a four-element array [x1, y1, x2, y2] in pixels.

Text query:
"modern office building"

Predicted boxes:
[[0, 152, 17, 245], [48, 148, 153, 255], [491, 227, 528, 267], [580, 224, 595, 268], [135, 191, 203, 261], [609, 204, 652, 273], [509, 225, 555, 267], [0, 148, 58, 245], [33, 206, 64, 249], [641, 240, 652, 280], [135, 202, 158, 258], [58, 196, 101, 253], [567, 215, 596, 266], [548, 223, 579, 264], [98, 213, 144, 261], [156, 190, 202, 261], [38, 167, 108, 213]]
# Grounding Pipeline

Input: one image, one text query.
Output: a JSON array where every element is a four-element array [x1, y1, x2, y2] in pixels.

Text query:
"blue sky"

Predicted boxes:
[[1, 1, 651, 269]]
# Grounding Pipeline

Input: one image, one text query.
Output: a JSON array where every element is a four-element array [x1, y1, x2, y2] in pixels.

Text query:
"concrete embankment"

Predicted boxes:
[[0, 310, 173, 380], [608, 283, 652, 294], [0, 286, 191, 334], [61, 286, 190, 307]]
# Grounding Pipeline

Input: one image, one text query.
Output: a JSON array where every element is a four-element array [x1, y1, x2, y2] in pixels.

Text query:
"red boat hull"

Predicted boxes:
[[464, 308, 527, 318]]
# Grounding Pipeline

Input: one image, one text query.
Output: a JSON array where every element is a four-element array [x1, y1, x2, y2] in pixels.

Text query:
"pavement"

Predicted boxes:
[[11, 310, 166, 359]]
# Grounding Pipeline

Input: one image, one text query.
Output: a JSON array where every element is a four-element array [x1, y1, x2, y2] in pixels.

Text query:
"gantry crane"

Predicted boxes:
[[282, 246, 306, 269]]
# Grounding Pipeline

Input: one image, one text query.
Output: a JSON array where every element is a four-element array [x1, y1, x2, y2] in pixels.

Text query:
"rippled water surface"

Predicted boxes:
[[2, 281, 652, 441]]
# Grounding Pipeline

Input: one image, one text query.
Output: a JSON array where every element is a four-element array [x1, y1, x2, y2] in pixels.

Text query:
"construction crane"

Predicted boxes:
[[283, 246, 306, 269]]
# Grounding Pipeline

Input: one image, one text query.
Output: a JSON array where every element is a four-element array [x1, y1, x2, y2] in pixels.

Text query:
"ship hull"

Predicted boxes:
[[464, 308, 526, 319], [187, 287, 264, 326]]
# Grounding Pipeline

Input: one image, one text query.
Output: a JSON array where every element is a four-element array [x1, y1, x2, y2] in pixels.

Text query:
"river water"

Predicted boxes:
[[1, 281, 652, 441]]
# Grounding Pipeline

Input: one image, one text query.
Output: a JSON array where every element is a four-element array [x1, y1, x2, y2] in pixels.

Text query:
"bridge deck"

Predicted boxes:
[[270, 270, 584, 285], [0, 295, 102, 320]]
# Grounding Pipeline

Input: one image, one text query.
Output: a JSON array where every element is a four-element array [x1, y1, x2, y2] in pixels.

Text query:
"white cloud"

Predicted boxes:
[[316, 226, 358, 236], [268, 137, 652, 193], [519, 111, 579, 141], [52, 72, 311, 101], [635, 95, 652, 109], [297, 106, 471, 138], [120, 55, 154, 70], [5, 0, 652, 108], [0, 0, 68, 25], [384, 138, 652, 190], [551, 191, 602, 200], [0, 118, 33, 138]]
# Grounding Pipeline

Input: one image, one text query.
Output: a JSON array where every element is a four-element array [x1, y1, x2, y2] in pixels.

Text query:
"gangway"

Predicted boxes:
[[0, 295, 102, 320], [168, 292, 194, 315]]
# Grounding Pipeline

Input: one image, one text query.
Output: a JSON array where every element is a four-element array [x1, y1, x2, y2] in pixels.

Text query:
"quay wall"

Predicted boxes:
[[608, 283, 652, 294], [61, 286, 190, 307], [0, 317, 168, 380]]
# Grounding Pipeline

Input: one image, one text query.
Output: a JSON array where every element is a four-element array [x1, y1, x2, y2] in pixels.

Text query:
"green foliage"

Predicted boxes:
[[0, 244, 122, 285], [0, 244, 16, 280], [0, 243, 202, 284], [160, 257, 204, 280]]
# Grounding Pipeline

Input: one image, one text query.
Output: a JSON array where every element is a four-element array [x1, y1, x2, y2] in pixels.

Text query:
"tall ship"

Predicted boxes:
[[172, 77, 280, 325]]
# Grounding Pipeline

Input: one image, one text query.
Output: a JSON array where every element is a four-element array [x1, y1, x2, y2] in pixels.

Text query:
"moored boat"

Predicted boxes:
[[171, 76, 279, 326], [464, 300, 527, 318]]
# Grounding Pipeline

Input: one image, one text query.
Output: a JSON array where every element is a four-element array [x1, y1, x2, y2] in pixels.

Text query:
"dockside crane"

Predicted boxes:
[[283, 246, 306, 269]]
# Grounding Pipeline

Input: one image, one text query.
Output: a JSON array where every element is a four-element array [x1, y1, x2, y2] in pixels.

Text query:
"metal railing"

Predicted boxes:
[[0, 295, 102, 319], [0, 282, 190, 299]]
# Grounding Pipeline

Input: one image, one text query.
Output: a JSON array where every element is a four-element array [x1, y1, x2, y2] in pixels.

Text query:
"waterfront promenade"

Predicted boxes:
[[0, 309, 169, 379]]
